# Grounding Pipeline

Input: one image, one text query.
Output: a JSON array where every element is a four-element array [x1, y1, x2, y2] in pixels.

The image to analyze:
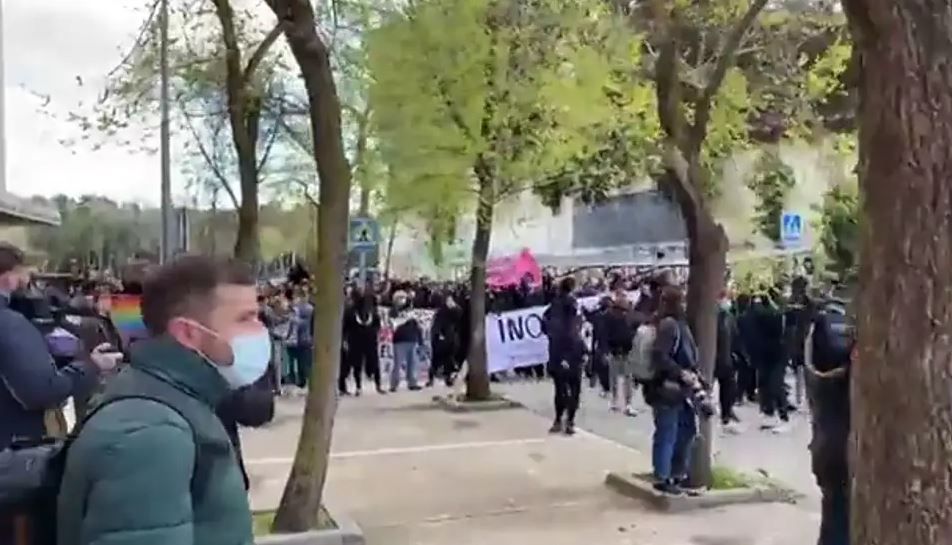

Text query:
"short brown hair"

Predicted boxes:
[[659, 285, 685, 318], [141, 255, 255, 335], [0, 243, 25, 275]]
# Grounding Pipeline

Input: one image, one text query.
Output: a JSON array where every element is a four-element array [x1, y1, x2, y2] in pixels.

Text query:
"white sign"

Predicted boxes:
[[376, 291, 642, 378], [781, 211, 804, 248], [484, 291, 641, 373]]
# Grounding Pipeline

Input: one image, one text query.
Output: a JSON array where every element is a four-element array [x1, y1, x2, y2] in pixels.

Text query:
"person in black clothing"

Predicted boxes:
[[785, 276, 815, 408], [543, 278, 581, 434], [342, 291, 383, 395], [733, 293, 757, 402], [807, 301, 853, 545], [428, 293, 462, 387], [751, 289, 789, 428], [715, 292, 740, 425], [585, 296, 612, 394]]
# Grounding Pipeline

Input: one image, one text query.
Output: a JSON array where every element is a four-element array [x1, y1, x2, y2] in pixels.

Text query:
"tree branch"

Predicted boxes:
[[244, 23, 284, 84], [179, 102, 240, 209], [690, 0, 769, 146]]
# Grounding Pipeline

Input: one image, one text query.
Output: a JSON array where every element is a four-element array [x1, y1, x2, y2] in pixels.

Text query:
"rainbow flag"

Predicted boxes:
[[109, 294, 148, 346]]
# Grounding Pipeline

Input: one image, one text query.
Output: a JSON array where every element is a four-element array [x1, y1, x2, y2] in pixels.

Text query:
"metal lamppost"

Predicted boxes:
[[159, 0, 173, 263]]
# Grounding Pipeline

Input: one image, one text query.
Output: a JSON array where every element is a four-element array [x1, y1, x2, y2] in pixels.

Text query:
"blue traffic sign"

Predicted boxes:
[[780, 211, 803, 247], [349, 217, 379, 251]]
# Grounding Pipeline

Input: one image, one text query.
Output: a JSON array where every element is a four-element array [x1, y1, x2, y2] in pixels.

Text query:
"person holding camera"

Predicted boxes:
[[645, 286, 703, 495]]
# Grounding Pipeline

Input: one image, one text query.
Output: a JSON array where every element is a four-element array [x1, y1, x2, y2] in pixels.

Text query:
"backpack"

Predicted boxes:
[[812, 308, 855, 370], [629, 323, 657, 381], [0, 395, 211, 545]]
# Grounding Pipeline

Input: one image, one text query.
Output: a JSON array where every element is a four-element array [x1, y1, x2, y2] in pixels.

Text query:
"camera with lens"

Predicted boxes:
[[687, 382, 716, 419]]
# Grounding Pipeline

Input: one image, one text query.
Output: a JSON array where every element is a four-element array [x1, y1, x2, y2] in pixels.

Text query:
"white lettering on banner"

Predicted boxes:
[[376, 291, 641, 377]]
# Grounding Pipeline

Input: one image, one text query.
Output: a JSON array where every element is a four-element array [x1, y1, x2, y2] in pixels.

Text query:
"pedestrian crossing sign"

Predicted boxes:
[[780, 211, 803, 248], [349, 217, 379, 250]]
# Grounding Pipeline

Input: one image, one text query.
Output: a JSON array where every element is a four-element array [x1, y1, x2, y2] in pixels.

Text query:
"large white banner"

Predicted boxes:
[[378, 291, 640, 377], [484, 291, 640, 373]]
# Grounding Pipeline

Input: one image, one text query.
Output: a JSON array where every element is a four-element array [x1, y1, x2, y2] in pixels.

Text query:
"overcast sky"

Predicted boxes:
[[4, 0, 177, 205]]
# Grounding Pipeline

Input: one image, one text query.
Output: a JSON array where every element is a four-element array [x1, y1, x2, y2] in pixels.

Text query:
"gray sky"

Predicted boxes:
[[5, 0, 171, 204]]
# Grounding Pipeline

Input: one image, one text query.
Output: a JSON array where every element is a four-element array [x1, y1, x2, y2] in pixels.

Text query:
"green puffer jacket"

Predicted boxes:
[[57, 337, 254, 545]]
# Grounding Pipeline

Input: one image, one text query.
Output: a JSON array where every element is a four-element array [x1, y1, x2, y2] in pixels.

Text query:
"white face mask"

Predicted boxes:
[[189, 321, 272, 389]]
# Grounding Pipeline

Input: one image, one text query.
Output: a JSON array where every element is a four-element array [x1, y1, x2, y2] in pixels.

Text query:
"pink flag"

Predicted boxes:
[[486, 249, 542, 288]]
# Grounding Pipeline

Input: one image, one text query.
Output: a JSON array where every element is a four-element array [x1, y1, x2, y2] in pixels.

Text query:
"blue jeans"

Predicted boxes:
[[652, 402, 697, 481], [818, 483, 848, 545], [390, 342, 419, 390]]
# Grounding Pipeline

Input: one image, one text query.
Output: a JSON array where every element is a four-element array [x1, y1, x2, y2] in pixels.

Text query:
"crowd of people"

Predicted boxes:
[[0, 242, 852, 545]]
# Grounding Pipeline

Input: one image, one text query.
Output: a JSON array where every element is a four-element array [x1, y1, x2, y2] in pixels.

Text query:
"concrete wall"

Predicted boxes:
[[388, 140, 853, 279]]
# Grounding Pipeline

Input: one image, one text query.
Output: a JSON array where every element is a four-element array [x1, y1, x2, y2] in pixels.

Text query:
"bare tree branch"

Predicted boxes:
[[179, 100, 241, 208], [690, 0, 769, 145], [244, 23, 285, 84]]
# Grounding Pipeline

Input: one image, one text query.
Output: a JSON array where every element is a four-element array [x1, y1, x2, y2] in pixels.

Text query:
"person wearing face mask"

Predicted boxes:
[[56, 255, 267, 545], [715, 291, 740, 428]]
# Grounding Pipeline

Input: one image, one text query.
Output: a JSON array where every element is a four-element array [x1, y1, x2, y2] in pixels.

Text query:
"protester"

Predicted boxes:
[[288, 289, 314, 389], [543, 278, 581, 434], [715, 291, 740, 428], [389, 290, 424, 392], [807, 300, 854, 545], [428, 293, 462, 387], [57, 255, 266, 545], [342, 290, 383, 395]]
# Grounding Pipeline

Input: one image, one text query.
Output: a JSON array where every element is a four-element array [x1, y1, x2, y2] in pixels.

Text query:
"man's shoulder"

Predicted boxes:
[[82, 397, 193, 438]]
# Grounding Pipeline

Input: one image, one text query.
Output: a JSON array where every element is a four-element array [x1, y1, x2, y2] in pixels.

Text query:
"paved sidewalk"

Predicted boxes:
[[498, 380, 820, 507], [242, 390, 820, 545]]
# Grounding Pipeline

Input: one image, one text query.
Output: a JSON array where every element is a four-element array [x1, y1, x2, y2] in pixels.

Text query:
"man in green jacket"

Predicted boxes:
[[58, 255, 273, 545]]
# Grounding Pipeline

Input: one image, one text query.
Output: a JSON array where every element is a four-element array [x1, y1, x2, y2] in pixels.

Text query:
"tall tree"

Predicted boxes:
[[369, 0, 645, 399], [68, 0, 295, 262], [842, 1, 952, 543], [263, 0, 353, 533]]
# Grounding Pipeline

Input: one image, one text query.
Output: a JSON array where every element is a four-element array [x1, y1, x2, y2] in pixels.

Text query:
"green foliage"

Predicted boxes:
[[368, 0, 646, 237], [818, 180, 859, 281], [748, 149, 796, 241]]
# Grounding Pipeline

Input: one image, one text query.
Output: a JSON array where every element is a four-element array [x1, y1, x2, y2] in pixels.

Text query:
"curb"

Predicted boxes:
[[432, 394, 524, 413], [255, 503, 364, 545], [604, 471, 802, 513]]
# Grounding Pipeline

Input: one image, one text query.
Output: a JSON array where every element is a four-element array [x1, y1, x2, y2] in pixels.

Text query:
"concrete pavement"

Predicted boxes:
[[242, 388, 820, 545], [497, 379, 820, 507]]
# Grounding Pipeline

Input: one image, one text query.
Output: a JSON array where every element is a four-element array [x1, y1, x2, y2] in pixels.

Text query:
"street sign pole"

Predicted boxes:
[[349, 216, 379, 289], [358, 250, 368, 288]]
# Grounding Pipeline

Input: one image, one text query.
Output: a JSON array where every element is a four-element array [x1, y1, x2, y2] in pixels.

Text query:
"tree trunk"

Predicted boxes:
[[268, 0, 352, 533], [465, 159, 495, 401], [233, 152, 260, 263], [843, 1, 952, 543], [383, 221, 397, 282], [685, 204, 727, 488]]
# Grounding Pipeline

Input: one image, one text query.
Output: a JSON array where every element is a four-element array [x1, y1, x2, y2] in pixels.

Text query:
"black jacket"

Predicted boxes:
[[807, 363, 850, 487], [343, 304, 381, 345], [542, 293, 578, 363], [216, 378, 275, 490], [431, 305, 462, 351]]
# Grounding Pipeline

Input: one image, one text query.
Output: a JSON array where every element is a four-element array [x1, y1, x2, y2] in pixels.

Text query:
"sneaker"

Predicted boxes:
[[652, 480, 683, 495], [610, 404, 620, 412], [376, 387, 387, 395], [624, 405, 637, 417], [564, 422, 576, 436], [549, 421, 563, 434], [760, 415, 779, 430], [772, 421, 791, 434], [408, 385, 422, 391], [355, 388, 362, 397]]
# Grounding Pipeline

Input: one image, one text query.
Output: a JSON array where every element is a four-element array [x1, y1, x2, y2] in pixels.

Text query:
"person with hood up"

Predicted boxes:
[[542, 278, 582, 434], [342, 290, 383, 394], [428, 293, 462, 387]]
